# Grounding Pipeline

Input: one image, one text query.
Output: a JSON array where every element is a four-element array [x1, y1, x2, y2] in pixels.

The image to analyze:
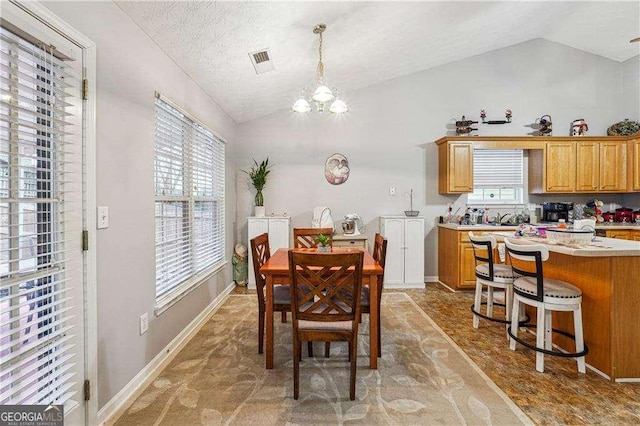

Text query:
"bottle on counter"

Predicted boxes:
[[558, 219, 568, 229]]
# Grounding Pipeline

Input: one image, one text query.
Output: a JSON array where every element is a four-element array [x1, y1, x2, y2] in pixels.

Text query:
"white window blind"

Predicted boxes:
[[154, 95, 225, 310], [469, 149, 524, 204], [0, 27, 79, 405]]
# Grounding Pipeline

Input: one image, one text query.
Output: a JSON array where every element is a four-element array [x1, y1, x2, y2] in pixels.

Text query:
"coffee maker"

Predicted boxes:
[[542, 202, 573, 223]]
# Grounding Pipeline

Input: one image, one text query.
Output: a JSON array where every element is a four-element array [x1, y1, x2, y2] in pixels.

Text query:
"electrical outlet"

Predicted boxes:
[[139, 312, 149, 335], [389, 186, 396, 196]]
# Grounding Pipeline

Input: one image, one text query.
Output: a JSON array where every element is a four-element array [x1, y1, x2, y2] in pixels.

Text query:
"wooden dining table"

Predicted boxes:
[[259, 247, 384, 369]]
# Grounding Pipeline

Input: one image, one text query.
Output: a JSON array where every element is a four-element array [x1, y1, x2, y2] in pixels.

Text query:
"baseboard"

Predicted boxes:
[[424, 275, 438, 283], [97, 281, 236, 425]]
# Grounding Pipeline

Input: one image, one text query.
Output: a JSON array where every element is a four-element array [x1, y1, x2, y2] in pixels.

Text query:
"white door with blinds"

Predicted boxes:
[[1, 3, 86, 424]]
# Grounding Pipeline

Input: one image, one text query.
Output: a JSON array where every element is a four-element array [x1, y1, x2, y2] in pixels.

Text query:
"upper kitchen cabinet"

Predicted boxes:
[[437, 141, 473, 194], [631, 139, 640, 191], [575, 140, 627, 192], [529, 141, 576, 193]]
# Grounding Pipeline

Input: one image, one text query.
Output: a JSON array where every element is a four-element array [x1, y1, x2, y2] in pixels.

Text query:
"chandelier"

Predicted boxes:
[[292, 23, 348, 114]]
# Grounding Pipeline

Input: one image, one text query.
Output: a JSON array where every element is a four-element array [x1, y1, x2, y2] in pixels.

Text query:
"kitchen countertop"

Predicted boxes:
[[438, 223, 640, 231]]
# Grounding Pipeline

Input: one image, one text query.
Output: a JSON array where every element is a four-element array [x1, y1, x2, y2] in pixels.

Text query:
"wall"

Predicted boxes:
[[237, 38, 624, 277], [42, 1, 238, 409], [622, 54, 640, 208]]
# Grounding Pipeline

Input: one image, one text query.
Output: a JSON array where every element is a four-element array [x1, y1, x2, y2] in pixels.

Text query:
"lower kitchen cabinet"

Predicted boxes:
[[380, 216, 425, 286], [605, 230, 640, 240], [438, 226, 482, 291]]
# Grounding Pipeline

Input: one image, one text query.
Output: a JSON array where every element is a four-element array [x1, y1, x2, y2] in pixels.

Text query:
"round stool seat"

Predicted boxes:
[[514, 277, 582, 299], [475, 263, 518, 283]]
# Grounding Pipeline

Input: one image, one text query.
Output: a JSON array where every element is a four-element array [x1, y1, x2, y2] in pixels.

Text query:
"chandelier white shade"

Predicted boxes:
[[292, 24, 348, 114]]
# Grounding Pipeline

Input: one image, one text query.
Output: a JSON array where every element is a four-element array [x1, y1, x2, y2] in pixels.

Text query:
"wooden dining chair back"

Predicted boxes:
[[293, 227, 334, 248], [288, 251, 364, 400], [365, 233, 388, 357], [250, 233, 291, 354]]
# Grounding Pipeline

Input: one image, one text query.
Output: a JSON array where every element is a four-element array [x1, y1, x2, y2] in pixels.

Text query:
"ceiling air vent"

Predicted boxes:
[[249, 48, 275, 74]]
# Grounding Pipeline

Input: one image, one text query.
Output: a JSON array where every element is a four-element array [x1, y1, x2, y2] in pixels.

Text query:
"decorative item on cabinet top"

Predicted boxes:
[[480, 108, 512, 124], [571, 119, 588, 136], [607, 119, 640, 137], [243, 158, 272, 217], [454, 115, 478, 135], [536, 114, 553, 136]]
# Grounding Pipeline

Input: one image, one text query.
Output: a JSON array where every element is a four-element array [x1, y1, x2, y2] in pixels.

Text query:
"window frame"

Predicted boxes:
[[468, 149, 525, 206], [154, 94, 226, 315]]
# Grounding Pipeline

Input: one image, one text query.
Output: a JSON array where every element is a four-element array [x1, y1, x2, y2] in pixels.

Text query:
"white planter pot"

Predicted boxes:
[[254, 206, 266, 217]]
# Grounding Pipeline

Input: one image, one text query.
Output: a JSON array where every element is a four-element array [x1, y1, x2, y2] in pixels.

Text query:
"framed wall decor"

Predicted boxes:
[[324, 153, 350, 185]]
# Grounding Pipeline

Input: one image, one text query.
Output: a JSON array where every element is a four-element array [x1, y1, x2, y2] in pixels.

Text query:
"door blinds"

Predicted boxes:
[[0, 27, 79, 405], [154, 96, 225, 308]]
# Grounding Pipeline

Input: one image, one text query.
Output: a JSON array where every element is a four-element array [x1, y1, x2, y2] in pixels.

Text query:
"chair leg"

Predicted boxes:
[[473, 281, 483, 328], [281, 311, 287, 323], [377, 309, 382, 358], [509, 297, 519, 351], [545, 310, 553, 351], [293, 338, 300, 400], [536, 307, 546, 373], [307, 341, 313, 358], [325, 342, 331, 358], [347, 342, 351, 362], [349, 338, 357, 401], [505, 286, 513, 337], [574, 304, 586, 374], [487, 286, 494, 318], [258, 308, 265, 354]]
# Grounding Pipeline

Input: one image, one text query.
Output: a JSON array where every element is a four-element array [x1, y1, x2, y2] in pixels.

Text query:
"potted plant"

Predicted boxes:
[[315, 234, 331, 252], [243, 158, 271, 217]]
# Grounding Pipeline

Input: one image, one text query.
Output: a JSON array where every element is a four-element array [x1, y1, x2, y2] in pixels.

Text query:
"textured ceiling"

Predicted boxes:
[[116, 1, 640, 124]]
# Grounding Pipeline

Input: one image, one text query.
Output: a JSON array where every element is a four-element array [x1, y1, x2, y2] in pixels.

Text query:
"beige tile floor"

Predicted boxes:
[[235, 283, 640, 424]]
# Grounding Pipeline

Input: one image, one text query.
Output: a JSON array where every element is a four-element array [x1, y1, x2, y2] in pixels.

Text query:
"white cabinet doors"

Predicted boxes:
[[380, 216, 425, 286], [247, 217, 290, 287]]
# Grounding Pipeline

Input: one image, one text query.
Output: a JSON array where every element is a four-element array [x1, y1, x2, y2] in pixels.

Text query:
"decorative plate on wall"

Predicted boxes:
[[324, 153, 350, 185]]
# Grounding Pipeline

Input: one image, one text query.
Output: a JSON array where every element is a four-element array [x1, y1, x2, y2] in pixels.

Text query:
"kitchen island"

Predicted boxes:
[[438, 224, 640, 381]]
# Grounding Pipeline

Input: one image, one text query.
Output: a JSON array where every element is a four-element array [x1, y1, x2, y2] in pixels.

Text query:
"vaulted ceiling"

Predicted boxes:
[[116, 1, 640, 124]]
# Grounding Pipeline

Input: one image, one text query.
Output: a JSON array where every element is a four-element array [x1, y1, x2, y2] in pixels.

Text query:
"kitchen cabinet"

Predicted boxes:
[[537, 141, 577, 192], [604, 230, 634, 240], [247, 216, 290, 287], [576, 141, 627, 192], [380, 216, 425, 286], [437, 227, 485, 291], [437, 141, 473, 194], [631, 139, 640, 191]]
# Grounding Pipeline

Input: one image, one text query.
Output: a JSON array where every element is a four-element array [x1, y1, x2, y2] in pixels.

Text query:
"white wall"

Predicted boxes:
[[42, 1, 238, 409], [237, 38, 624, 277], [622, 55, 640, 121]]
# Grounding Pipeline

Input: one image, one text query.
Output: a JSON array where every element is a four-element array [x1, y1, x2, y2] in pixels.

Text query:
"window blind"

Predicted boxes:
[[473, 149, 523, 186], [154, 96, 225, 308], [0, 27, 79, 405]]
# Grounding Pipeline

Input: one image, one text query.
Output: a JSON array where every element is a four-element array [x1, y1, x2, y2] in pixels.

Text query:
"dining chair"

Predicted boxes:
[[288, 251, 364, 400], [293, 227, 334, 248], [250, 233, 291, 354]]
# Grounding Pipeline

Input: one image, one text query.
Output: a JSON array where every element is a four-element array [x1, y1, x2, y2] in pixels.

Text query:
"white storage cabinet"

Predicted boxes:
[[247, 216, 290, 287], [379, 216, 425, 287]]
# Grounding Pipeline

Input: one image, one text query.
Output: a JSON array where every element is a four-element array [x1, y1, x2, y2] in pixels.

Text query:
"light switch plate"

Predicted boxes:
[[97, 206, 109, 229], [140, 312, 149, 335]]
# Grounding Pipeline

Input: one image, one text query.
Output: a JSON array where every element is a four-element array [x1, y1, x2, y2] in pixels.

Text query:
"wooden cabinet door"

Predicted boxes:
[[448, 142, 473, 193], [632, 139, 640, 191], [460, 243, 477, 289], [381, 218, 404, 285], [575, 141, 599, 192], [633, 231, 640, 242], [545, 142, 575, 192], [599, 141, 627, 191], [606, 230, 631, 240]]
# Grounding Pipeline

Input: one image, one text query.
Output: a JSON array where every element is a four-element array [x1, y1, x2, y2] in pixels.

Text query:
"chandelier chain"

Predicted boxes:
[[316, 31, 324, 84]]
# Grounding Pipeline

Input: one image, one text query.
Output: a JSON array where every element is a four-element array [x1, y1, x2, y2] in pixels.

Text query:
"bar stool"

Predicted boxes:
[[504, 238, 588, 373], [468, 232, 520, 329]]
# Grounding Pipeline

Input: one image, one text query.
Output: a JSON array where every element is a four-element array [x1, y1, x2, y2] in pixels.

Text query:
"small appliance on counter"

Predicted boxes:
[[542, 202, 573, 223], [342, 214, 364, 235]]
